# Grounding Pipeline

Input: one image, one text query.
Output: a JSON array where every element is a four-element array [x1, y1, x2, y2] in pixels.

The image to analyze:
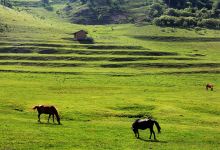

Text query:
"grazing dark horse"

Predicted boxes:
[[33, 105, 61, 124], [206, 83, 214, 91], [132, 118, 161, 140]]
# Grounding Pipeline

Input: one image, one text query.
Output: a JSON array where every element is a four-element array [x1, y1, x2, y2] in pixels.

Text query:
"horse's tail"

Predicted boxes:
[[51, 106, 61, 125], [153, 120, 161, 133]]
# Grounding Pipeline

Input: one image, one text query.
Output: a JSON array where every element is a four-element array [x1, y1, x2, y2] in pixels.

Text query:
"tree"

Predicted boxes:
[[147, 3, 164, 20]]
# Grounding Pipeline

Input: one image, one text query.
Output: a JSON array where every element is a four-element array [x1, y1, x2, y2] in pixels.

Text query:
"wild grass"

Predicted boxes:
[[0, 72, 220, 149]]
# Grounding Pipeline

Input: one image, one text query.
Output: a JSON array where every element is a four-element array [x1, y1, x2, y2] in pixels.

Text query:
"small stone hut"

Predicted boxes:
[[73, 30, 88, 40]]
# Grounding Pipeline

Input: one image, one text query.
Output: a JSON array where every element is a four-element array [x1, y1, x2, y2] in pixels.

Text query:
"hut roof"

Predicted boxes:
[[73, 30, 88, 35]]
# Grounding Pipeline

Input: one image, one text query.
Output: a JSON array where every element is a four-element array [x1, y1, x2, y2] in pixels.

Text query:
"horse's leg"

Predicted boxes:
[[152, 129, 156, 140], [48, 114, 51, 123], [52, 114, 55, 123], [137, 130, 139, 138], [38, 113, 41, 123], [133, 128, 137, 138], [149, 128, 152, 139]]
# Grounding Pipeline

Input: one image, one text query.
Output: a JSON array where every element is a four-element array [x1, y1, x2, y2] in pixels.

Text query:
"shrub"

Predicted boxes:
[[165, 8, 195, 17], [182, 17, 197, 27], [154, 15, 197, 28], [179, 9, 195, 17], [198, 19, 220, 29], [195, 8, 212, 19], [154, 15, 178, 27]]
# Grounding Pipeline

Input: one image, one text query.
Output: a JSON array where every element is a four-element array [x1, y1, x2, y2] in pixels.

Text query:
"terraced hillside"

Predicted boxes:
[[1, 24, 220, 75], [0, 5, 220, 150]]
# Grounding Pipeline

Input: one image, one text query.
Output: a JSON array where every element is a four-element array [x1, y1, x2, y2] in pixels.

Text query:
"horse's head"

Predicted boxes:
[[33, 105, 39, 110]]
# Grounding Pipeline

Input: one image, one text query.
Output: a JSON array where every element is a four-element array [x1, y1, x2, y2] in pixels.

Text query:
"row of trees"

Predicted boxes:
[[154, 15, 220, 29], [145, 0, 220, 29]]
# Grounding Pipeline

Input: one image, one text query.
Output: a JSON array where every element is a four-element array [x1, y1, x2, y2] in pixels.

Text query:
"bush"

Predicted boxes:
[[195, 8, 212, 19], [179, 9, 195, 17], [182, 17, 197, 27], [154, 15, 179, 27], [154, 15, 197, 28], [198, 19, 220, 29], [164, 8, 195, 17]]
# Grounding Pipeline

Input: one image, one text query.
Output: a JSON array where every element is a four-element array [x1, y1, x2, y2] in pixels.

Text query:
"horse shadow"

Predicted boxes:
[[36, 122, 62, 126], [138, 137, 168, 143]]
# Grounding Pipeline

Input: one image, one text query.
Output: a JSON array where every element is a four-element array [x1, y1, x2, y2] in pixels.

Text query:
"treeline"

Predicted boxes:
[[150, 0, 220, 29]]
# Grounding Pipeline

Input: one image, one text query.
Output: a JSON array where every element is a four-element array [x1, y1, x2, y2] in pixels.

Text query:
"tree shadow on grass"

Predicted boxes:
[[138, 137, 168, 143]]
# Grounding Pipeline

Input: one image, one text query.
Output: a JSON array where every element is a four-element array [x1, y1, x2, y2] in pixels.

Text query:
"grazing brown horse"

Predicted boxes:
[[33, 105, 61, 124], [206, 83, 214, 91], [132, 118, 161, 140]]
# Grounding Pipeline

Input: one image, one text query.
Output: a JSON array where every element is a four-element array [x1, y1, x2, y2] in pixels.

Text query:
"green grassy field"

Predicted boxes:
[[0, 4, 220, 150]]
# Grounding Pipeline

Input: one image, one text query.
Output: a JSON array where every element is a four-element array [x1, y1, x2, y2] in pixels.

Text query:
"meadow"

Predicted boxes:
[[0, 4, 220, 150]]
